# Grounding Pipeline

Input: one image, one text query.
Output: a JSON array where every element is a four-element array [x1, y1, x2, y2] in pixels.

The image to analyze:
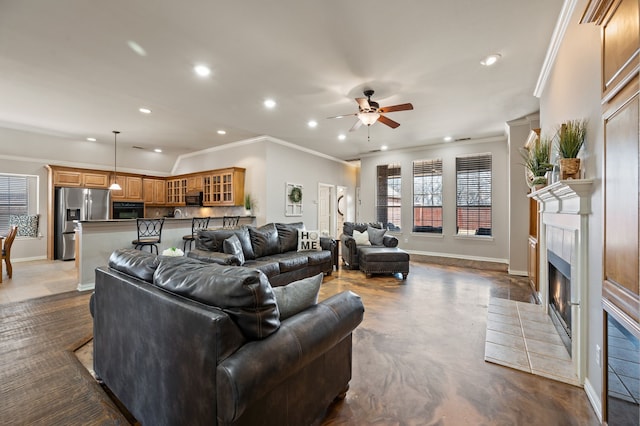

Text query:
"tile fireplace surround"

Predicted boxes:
[[529, 179, 594, 384]]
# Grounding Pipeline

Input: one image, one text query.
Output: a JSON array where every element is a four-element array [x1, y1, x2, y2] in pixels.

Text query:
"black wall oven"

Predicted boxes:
[[112, 201, 145, 219]]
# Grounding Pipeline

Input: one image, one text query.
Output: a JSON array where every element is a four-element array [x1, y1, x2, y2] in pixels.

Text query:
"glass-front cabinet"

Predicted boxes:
[[202, 167, 245, 206]]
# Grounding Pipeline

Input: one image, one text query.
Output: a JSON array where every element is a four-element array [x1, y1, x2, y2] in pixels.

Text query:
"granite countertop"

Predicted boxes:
[[76, 215, 255, 223]]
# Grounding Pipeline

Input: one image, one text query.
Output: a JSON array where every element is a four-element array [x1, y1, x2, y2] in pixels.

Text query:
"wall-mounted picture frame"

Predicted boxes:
[[285, 182, 303, 216]]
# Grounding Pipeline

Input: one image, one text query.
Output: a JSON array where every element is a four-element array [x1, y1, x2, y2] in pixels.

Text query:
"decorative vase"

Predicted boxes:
[[530, 176, 548, 191], [559, 158, 580, 180]]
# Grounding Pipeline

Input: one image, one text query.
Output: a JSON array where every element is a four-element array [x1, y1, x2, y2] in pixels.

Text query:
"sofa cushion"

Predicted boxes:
[[271, 273, 322, 320], [187, 249, 241, 266], [153, 259, 280, 340], [275, 222, 304, 253], [297, 229, 321, 252], [277, 253, 309, 273], [108, 248, 160, 283], [247, 259, 281, 279], [306, 250, 332, 266], [248, 223, 280, 258], [353, 229, 371, 246], [223, 234, 245, 266], [367, 225, 387, 245], [343, 222, 383, 237], [197, 228, 255, 260]]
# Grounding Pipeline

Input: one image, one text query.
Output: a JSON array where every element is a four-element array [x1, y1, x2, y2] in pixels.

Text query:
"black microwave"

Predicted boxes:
[[185, 192, 203, 206]]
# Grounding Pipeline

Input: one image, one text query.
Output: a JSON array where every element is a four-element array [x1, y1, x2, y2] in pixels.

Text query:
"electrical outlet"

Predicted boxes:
[[596, 344, 601, 366], [404, 238, 408, 243]]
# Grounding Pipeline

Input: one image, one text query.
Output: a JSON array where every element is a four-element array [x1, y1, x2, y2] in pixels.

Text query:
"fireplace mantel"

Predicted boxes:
[[527, 178, 594, 384], [528, 179, 594, 215]]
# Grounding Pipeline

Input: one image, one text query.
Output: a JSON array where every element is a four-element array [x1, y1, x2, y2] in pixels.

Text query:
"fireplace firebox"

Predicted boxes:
[[548, 250, 572, 355]]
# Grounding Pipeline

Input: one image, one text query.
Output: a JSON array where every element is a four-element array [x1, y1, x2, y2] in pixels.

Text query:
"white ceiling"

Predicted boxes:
[[0, 1, 561, 161]]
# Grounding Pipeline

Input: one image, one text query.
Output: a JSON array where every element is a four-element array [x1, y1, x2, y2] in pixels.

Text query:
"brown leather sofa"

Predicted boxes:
[[187, 222, 335, 287], [92, 248, 364, 426]]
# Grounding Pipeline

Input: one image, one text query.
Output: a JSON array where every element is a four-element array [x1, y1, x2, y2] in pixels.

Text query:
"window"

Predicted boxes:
[[376, 163, 401, 231], [456, 154, 492, 236], [413, 159, 443, 233], [0, 174, 38, 234]]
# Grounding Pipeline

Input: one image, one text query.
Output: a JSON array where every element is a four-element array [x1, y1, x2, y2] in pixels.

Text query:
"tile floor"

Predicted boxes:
[[484, 296, 580, 387], [0, 259, 78, 304]]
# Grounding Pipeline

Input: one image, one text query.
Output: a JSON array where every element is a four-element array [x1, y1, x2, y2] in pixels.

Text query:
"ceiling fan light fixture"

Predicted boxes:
[[357, 112, 380, 126]]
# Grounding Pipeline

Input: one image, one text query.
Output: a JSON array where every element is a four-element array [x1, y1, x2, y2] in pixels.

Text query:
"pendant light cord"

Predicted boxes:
[[112, 130, 120, 175]]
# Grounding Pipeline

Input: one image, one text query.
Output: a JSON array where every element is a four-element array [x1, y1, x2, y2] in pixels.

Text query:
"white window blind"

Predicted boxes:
[[456, 154, 492, 236], [413, 159, 443, 233], [376, 163, 401, 231], [0, 174, 36, 234]]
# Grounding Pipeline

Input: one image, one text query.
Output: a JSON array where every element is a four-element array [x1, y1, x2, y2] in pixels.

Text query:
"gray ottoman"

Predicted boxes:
[[358, 247, 409, 279]]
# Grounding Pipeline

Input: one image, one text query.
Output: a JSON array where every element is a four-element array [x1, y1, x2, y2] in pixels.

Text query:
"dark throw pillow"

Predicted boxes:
[[271, 273, 323, 320], [223, 234, 245, 265], [248, 223, 280, 258]]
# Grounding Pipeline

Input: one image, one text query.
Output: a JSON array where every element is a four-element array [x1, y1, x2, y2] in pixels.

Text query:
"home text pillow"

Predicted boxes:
[[271, 273, 323, 319], [367, 225, 387, 245], [223, 234, 245, 265], [352, 229, 371, 246], [297, 229, 321, 252]]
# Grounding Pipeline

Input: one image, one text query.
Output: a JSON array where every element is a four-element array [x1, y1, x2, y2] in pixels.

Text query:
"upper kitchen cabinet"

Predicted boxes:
[[202, 167, 245, 206], [143, 178, 166, 205], [166, 177, 187, 205], [49, 166, 110, 189], [186, 175, 203, 193], [110, 175, 143, 201]]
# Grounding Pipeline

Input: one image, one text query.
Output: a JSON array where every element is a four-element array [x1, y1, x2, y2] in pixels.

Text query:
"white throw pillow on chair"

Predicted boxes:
[[352, 229, 371, 246]]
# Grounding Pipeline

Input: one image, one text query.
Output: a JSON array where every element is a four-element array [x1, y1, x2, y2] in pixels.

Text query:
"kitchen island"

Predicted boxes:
[[75, 216, 255, 290]]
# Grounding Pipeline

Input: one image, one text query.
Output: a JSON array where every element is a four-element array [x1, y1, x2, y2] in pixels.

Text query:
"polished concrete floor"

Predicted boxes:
[[0, 258, 599, 425]]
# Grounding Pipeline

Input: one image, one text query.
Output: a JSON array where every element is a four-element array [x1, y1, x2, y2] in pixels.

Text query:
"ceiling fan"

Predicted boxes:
[[328, 89, 414, 132]]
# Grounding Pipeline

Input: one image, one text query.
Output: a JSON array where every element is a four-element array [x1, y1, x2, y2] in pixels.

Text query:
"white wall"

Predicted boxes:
[[507, 116, 540, 276], [359, 137, 510, 264], [539, 0, 603, 412]]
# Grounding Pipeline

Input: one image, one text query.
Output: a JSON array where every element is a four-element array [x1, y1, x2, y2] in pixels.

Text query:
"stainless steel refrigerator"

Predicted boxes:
[[55, 187, 111, 260]]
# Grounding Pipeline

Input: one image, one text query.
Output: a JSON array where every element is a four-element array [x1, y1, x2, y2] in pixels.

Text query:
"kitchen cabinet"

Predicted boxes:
[[111, 175, 143, 201], [202, 167, 245, 206], [166, 178, 187, 205], [186, 175, 203, 193], [143, 178, 166, 205]]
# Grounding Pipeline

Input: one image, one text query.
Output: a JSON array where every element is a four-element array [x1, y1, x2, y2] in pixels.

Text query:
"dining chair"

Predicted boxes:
[[132, 218, 164, 254], [182, 217, 210, 252], [223, 215, 240, 229], [1, 225, 18, 283]]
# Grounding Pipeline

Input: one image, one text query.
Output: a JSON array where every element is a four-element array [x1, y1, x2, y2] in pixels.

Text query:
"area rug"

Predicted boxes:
[[0, 290, 129, 424], [484, 297, 580, 387]]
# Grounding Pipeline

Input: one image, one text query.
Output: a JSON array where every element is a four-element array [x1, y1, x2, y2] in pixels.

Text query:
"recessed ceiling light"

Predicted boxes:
[[127, 40, 147, 57], [480, 54, 501, 66], [194, 64, 211, 77], [444, 136, 453, 142], [154, 148, 162, 153], [264, 99, 276, 109], [139, 107, 152, 114], [381, 145, 388, 151], [308, 120, 318, 128], [86, 137, 96, 142], [338, 134, 346, 141], [217, 130, 226, 135]]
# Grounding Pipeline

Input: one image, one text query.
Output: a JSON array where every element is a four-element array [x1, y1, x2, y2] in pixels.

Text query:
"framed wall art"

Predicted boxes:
[[285, 182, 303, 216]]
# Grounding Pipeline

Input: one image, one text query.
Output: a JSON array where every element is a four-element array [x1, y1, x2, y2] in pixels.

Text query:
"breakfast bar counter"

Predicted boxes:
[[75, 216, 255, 290]]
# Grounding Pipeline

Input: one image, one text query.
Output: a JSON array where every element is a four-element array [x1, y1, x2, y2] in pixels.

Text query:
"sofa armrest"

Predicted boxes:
[[383, 234, 399, 247], [187, 248, 241, 266], [216, 291, 364, 423]]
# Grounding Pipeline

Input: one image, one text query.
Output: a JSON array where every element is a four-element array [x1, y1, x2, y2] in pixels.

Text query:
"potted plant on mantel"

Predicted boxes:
[[556, 119, 587, 180], [521, 137, 554, 191]]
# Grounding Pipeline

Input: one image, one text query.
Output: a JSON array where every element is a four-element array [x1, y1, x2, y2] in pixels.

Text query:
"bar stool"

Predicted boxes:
[[132, 218, 164, 254], [223, 215, 240, 229], [182, 217, 210, 252]]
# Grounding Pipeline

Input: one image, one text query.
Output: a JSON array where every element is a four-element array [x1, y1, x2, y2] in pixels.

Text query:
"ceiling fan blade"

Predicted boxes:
[[378, 103, 414, 113], [355, 97, 370, 111], [327, 113, 357, 119], [349, 119, 363, 132], [378, 114, 400, 129]]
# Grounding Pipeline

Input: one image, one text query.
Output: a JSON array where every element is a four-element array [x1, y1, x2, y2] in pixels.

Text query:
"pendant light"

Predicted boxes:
[[109, 130, 122, 191]]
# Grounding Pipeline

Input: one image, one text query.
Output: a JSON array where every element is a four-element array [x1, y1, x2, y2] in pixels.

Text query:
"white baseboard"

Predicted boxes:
[[77, 282, 95, 292], [583, 377, 602, 423], [405, 249, 508, 265], [508, 269, 528, 276], [12, 255, 47, 262]]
